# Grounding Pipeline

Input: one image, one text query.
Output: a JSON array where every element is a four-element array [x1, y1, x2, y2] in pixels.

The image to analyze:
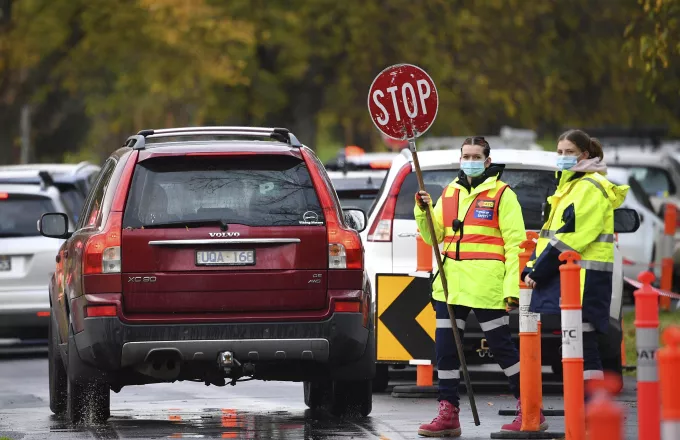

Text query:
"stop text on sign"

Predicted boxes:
[[367, 64, 439, 140], [372, 80, 432, 125]]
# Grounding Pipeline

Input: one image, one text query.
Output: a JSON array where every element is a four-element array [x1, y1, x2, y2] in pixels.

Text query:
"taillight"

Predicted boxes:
[[84, 212, 122, 274], [301, 149, 364, 270], [85, 305, 117, 317], [367, 163, 411, 242], [335, 300, 361, 313]]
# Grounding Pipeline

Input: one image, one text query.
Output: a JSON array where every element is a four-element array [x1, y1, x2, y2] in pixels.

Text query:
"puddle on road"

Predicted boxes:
[[39, 407, 385, 439]]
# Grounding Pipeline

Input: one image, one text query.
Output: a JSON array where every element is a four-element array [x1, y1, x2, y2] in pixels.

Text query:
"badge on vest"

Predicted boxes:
[[473, 209, 494, 220], [476, 199, 495, 209]]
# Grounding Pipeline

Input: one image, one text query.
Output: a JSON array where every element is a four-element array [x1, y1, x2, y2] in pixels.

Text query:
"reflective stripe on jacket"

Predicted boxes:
[[522, 169, 629, 333], [415, 168, 526, 309], [441, 182, 509, 262]]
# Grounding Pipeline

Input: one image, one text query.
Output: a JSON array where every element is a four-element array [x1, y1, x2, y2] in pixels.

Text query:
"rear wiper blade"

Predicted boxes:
[[138, 219, 231, 230]]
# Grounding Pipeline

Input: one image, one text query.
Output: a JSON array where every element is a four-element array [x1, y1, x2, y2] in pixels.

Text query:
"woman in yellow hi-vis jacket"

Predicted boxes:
[[522, 129, 629, 390], [414, 137, 546, 437]]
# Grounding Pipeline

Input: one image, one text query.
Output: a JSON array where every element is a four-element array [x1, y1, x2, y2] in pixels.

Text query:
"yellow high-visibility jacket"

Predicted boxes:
[[415, 166, 526, 309], [522, 163, 629, 333]]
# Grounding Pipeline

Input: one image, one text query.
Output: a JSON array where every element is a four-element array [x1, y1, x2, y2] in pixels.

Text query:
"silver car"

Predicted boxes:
[[0, 183, 74, 349]]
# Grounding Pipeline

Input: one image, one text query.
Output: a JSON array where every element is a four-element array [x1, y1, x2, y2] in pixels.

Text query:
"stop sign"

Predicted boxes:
[[367, 64, 439, 140]]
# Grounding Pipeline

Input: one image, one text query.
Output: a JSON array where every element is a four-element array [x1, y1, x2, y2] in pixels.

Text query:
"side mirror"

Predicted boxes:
[[613, 208, 640, 234], [38, 213, 72, 239], [343, 208, 367, 232]]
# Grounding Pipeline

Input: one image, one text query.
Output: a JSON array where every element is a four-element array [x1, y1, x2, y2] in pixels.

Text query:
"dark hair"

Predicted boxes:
[[558, 129, 604, 161], [461, 136, 491, 158]]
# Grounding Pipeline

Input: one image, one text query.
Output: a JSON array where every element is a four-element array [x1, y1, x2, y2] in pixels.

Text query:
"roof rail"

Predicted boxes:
[[125, 126, 303, 150]]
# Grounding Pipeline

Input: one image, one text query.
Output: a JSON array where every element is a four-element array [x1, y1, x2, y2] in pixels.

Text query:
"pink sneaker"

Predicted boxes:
[[418, 400, 462, 437], [501, 400, 549, 432]]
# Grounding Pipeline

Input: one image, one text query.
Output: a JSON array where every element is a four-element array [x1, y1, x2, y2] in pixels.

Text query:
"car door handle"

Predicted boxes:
[[398, 233, 417, 237]]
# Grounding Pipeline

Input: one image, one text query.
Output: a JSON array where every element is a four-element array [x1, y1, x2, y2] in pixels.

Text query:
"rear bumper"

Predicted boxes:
[[73, 312, 369, 372]]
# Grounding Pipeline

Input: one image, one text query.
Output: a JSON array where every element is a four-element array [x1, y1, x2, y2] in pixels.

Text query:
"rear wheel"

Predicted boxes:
[[329, 380, 373, 417], [48, 317, 67, 415], [303, 380, 327, 411], [66, 377, 110, 424], [65, 326, 110, 424]]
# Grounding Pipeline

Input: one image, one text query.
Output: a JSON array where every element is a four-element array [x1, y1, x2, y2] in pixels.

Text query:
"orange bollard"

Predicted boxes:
[[410, 359, 434, 387], [559, 251, 585, 440], [635, 271, 661, 440], [658, 326, 680, 440], [416, 229, 433, 272], [585, 373, 625, 440], [518, 231, 545, 432], [661, 204, 676, 311]]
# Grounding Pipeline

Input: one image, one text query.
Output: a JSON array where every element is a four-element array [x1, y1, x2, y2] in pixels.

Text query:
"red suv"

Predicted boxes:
[[39, 127, 375, 423]]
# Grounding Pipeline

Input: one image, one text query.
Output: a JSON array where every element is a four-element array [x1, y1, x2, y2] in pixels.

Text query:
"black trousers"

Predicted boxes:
[[435, 300, 520, 406]]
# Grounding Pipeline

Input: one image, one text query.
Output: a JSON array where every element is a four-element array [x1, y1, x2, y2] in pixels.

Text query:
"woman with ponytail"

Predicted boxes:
[[522, 129, 629, 394]]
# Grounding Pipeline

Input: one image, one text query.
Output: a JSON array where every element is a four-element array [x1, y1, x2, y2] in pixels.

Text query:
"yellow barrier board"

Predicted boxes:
[[376, 273, 436, 363]]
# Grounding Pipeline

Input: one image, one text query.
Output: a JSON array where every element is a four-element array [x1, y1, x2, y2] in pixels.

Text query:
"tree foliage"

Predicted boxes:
[[0, 0, 678, 164], [625, 0, 680, 118]]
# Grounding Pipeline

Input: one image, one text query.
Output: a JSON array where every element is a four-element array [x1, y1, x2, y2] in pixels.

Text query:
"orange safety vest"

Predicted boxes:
[[441, 182, 508, 262]]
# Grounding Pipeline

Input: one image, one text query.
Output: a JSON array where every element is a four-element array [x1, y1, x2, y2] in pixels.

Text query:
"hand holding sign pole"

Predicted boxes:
[[368, 64, 480, 426]]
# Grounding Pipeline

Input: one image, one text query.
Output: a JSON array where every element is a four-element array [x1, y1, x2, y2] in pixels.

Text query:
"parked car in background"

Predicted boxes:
[[39, 127, 375, 423], [365, 147, 636, 389], [0, 162, 101, 224], [0, 183, 75, 350], [606, 167, 664, 296]]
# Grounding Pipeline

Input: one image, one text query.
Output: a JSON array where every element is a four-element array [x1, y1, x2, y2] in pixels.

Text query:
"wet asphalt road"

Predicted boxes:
[[0, 354, 640, 439]]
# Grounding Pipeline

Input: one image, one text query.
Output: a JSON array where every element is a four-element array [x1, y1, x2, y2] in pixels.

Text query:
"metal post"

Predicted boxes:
[[20, 104, 31, 164]]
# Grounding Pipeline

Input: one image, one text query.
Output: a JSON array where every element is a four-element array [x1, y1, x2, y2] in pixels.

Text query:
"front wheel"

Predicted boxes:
[[372, 364, 389, 392]]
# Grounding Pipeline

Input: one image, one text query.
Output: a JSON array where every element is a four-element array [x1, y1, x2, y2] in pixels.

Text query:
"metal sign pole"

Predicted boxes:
[[408, 138, 480, 426]]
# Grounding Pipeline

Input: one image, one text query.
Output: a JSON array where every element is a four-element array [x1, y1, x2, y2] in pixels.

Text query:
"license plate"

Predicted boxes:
[[195, 250, 255, 266], [0, 256, 10, 272]]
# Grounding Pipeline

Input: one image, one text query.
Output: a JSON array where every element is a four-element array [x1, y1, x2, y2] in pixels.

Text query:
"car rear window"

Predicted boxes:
[[0, 194, 56, 237], [336, 189, 379, 212], [623, 165, 676, 197], [394, 169, 557, 230], [123, 155, 325, 228]]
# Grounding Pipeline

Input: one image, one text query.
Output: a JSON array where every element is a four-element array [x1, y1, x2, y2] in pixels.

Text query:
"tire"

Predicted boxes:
[[48, 317, 67, 415], [329, 380, 373, 417], [303, 380, 327, 411], [372, 364, 389, 392], [66, 376, 110, 424], [65, 326, 110, 424]]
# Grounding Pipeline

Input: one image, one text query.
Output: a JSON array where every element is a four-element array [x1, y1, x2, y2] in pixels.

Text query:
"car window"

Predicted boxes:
[[79, 160, 116, 229], [123, 155, 325, 228], [0, 194, 56, 237], [395, 169, 557, 230], [624, 166, 675, 197], [627, 176, 656, 213], [336, 190, 379, 212], [55, 183, 84, 223]]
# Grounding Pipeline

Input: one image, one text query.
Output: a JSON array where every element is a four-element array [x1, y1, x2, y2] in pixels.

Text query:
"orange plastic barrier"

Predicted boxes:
[[559, 251, 585, 440], [661, 203, 677, 311], [585, 373, 624, 440], [635, 271, 661, 440], [416, 229, 433, 272], [658, 326, 680, 440]]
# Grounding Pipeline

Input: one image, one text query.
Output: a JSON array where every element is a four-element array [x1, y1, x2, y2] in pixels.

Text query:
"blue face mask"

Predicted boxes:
[[461, 160, 486, 177], [556, 155, 578, 171]]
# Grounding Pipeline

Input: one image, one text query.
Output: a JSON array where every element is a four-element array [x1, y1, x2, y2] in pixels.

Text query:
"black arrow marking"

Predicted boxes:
[[379, 277, 435, 362]]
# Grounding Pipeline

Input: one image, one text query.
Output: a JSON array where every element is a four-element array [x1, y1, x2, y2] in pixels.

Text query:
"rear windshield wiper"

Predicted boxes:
[[132, 219, 231, 230]]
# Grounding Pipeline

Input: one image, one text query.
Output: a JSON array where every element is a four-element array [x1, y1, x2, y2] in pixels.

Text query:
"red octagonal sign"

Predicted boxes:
[[367, 64, 439, 140]]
